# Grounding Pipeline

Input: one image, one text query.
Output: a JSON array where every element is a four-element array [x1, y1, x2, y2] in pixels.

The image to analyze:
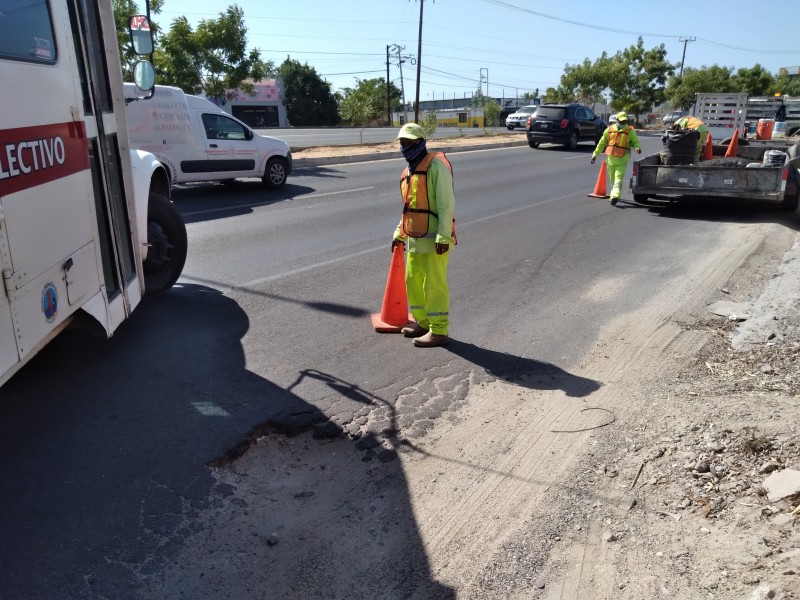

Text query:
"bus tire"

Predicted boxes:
[[144, 192, 188, 296]]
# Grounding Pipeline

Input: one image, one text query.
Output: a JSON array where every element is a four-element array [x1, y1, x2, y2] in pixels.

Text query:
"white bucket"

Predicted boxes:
[[772, 121, 786, 139]]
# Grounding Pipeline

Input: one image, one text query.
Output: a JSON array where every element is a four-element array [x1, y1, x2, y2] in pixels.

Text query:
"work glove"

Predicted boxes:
[[590, 156, 596, 165], [435, 243, 449, 255], [391, 239, 405, 252]]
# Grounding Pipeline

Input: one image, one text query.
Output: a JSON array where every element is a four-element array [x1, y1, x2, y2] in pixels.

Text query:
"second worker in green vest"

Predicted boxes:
[[591, 111, 641, 206]]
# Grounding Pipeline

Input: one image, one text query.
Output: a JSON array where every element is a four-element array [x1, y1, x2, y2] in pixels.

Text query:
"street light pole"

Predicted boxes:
[[413, 0, 424, 122]]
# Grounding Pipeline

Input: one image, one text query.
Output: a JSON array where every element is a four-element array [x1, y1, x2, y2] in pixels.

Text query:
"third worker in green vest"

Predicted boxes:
[[591, 111, 641, 206], [673, 116, 710, 162], [392, 123, 456, 348]]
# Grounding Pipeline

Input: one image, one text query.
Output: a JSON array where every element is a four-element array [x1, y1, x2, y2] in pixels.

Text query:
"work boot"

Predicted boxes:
[[412, 331, 450, 347], [610, 197, 619, 206], [401, 323, 428, 338]]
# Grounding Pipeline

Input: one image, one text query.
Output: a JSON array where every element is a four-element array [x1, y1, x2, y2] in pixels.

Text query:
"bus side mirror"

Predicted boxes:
[[128, 15, 153, 56], [133, 60, 155, 92]]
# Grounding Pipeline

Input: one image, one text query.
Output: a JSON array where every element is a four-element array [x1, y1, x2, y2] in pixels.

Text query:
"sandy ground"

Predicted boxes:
[[291, 132, 524, 161], [139, 142, 800, 599]]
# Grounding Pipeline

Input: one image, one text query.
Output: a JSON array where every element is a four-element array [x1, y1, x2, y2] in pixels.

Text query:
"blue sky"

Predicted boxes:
[[155, 0, 800, 103]]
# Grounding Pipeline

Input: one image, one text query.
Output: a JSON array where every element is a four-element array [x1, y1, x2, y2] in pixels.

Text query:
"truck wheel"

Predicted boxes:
[[633, 193, 650, 204], [263, 157, 288, 189], [144, 192, 188, 297]]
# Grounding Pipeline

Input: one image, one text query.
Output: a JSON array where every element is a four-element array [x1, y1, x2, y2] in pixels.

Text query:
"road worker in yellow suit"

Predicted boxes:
[[673, 116, 710, 162], [591, 111, 641, 206], [391, 123, 456, 347]]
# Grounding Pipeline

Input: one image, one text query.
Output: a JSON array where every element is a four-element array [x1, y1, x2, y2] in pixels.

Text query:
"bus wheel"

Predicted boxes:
[[144, 192, 188, 296]]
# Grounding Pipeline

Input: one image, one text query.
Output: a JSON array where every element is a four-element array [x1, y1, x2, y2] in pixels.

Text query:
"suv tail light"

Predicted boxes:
[[560, 118, 569, 129], [527, 116, 532, 127]]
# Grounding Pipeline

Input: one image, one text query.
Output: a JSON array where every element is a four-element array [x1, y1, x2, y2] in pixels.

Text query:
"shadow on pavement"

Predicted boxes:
[[628, 195, 800, 230], [446, 340, 601, 398], [0, 284, 453, 599]]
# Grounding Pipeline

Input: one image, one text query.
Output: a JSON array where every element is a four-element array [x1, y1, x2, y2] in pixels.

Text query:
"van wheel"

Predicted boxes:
[[263, 157, 288, 189], [633, 193, 650, 204], [144, 192, 188, 297]]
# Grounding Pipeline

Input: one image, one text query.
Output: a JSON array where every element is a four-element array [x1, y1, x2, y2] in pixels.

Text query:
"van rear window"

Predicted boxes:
[[534, 107, 565, 119], [0, 0, 57, 64]]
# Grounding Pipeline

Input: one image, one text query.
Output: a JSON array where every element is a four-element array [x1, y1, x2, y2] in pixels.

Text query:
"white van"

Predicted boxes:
[[123, 84, 291, 188]]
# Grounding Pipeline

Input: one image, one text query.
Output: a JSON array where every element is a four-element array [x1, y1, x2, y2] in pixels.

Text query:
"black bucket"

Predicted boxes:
[[660, 129, 700, 165]]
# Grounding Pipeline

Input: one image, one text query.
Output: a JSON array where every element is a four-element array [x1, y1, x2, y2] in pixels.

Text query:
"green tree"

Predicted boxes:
[[339, 78, 400, 126], [278, 58, 340, 126], [483, 100, 501, 131], [157, 5, 273, 101], [666, 65, 735, 110], [771, 75, 800, 97], [541, 86, 572, 103], [112, 0, 164, 80], [560, 53, 615, 107], [608, 37, 675, 121], [420, 112, 438, 139], [731, 64, 775, 96]]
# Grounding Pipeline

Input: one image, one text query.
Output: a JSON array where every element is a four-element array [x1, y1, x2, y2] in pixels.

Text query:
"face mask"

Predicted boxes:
[[401, 139, 427, 167]]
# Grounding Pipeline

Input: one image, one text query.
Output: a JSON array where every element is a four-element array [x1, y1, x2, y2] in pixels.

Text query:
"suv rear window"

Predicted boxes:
[[534, 107, 565, 119]]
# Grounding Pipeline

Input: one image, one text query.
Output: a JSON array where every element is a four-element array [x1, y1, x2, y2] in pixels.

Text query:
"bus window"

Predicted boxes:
[[0, 0, 57, 64]]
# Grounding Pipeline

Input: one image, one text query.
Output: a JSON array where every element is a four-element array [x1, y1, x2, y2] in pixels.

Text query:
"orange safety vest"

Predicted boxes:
[[400, 152, 457, 242], [605, 125, 632, 158]]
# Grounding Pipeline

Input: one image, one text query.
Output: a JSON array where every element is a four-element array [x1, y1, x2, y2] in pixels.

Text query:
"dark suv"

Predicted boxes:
[[526, 103, 605, 150]]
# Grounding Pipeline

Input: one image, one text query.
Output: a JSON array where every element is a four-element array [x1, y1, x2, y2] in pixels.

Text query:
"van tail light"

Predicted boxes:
[[560, 118, 569, 128]]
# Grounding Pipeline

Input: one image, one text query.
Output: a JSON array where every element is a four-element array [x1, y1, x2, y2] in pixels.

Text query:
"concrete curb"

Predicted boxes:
[[293, 140, 528, 169]]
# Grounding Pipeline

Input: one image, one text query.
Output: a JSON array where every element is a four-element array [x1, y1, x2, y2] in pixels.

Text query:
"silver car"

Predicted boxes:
[[505, 105, 538, 130]]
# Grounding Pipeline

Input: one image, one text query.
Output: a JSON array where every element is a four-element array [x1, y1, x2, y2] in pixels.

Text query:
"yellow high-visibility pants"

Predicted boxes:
[[406, 251, 450, 336], [606, 155, 630, 200]]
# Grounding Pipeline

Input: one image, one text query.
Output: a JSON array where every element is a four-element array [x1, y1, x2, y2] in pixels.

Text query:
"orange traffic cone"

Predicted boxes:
[[724, 129, 739, 158], [587, 161, 610, 198], [701, 133, 713, 161], [371, 244, 412, 332]]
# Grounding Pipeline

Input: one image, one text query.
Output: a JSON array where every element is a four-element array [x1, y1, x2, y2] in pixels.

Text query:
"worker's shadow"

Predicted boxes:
[[446, 340, 600, 398], [0, 284, 454, 600]]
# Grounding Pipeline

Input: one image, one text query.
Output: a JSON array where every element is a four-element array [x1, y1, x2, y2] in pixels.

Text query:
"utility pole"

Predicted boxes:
[[679, 36, 696, 78], [479, 68, 488, 98], [390, 44, 408, 125], [413, 0, 424, 122], [386, 45, 391, 126]]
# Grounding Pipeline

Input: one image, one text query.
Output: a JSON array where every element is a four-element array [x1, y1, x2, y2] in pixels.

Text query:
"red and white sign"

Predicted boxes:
[[0, 122, 90, 196]]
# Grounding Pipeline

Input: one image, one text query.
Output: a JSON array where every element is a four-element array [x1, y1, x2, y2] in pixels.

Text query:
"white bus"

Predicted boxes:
[[0, 1, 187, 387]]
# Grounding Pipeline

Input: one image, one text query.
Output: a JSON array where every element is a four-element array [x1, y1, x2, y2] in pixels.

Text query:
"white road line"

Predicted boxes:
[[182, 186, 376, 218], [181, 190, 582, 290]]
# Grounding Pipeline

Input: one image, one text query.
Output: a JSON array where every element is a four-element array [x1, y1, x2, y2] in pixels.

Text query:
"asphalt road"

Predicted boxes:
[[1, 138, 797, 598]]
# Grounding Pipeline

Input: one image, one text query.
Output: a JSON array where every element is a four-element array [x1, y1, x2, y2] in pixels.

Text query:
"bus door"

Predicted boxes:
[[64, 0, 143, 330]]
